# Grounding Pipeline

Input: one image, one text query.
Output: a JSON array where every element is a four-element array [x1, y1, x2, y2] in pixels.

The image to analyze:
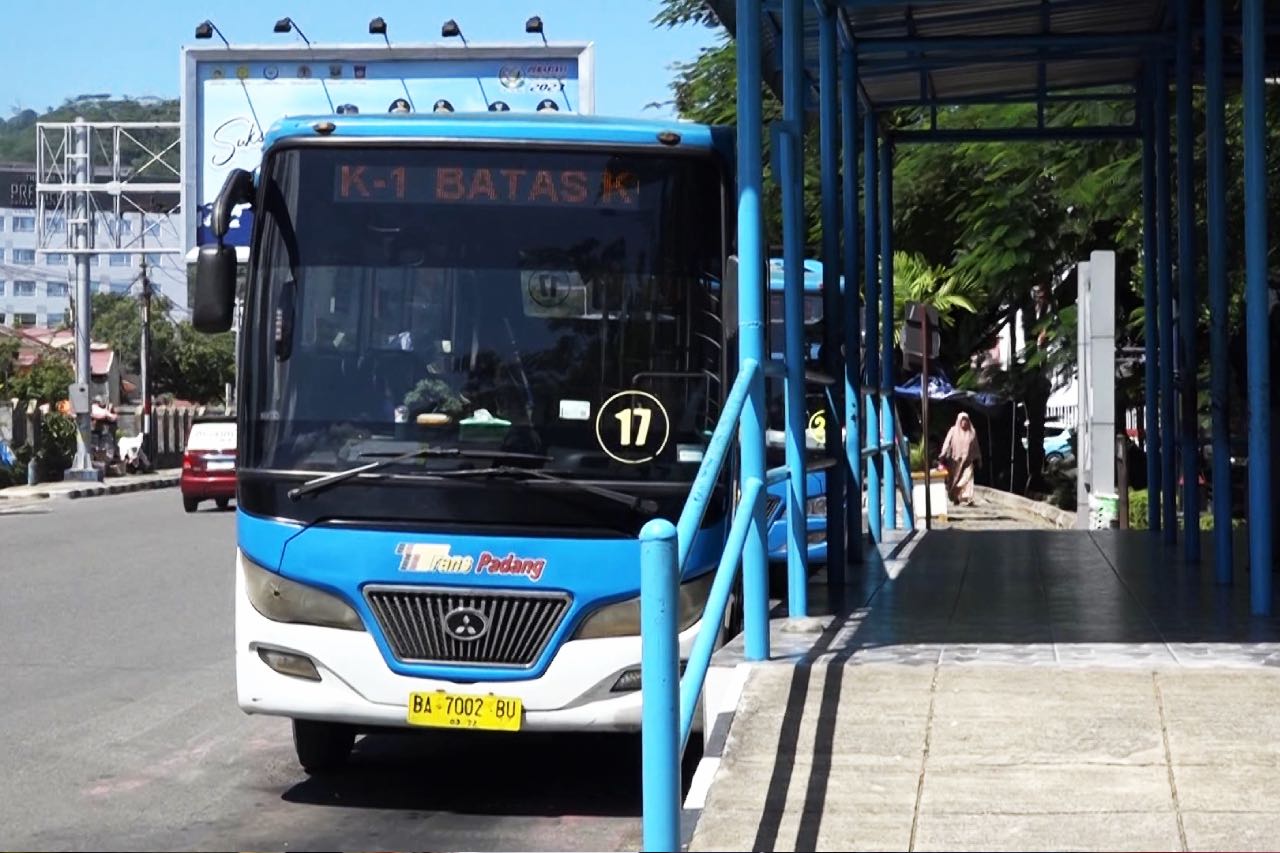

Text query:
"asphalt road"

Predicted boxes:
[[0, 489, 698, 851]]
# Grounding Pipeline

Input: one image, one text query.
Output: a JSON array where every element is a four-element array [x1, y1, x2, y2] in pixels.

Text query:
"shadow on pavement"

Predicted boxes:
[[281, 729, 703, 817]]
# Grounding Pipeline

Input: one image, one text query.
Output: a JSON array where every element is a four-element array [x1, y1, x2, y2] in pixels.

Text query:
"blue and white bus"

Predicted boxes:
[[193, 111, 746, 771]]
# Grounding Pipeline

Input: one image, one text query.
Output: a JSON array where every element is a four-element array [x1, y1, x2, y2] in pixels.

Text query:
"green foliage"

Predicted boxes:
[[0, 97, 178, 165], [4, 354, 74, 404], [37, 412, 78, 479], [1129, 489, 1150, 530], [89, 292, 232, 404]]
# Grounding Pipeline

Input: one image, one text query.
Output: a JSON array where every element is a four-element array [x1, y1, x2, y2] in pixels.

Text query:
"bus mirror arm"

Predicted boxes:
[[212, 169, 255, 240]]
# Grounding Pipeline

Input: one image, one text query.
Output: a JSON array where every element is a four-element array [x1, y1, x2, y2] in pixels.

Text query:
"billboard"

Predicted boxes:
[[181, 43, 594, 256]]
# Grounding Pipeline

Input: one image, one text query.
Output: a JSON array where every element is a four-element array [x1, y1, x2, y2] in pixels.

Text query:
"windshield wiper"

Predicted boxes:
[[439, 466, 659, 514], [287, 446, 551, 501]]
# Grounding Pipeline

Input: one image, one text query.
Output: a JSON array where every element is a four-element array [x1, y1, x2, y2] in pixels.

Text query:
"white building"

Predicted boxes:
[[0, 164, 186, 328]]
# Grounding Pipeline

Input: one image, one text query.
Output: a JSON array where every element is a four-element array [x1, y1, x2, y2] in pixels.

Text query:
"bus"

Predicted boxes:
[[193, 112, 742, 772], [764, 257, 839, 588]]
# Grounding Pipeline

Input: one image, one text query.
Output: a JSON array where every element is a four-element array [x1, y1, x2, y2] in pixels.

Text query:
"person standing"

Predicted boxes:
[[941, 412, 982, 506]]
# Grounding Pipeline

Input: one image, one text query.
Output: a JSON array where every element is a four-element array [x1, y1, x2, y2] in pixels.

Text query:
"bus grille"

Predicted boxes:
[[364, 586, 572, 668]]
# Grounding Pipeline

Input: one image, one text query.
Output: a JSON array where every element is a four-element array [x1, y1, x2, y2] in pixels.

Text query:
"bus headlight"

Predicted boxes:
[[242, 556, 366, 632], [572, 571, 716, 640]]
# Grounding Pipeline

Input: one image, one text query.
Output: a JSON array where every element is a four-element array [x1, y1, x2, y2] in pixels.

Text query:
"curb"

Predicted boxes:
[[974, 485, 1076, 528], [64, 475, 181, 500]]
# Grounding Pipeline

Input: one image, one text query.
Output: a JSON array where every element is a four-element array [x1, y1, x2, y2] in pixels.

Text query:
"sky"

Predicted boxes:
[[0, 0, 721, 119]]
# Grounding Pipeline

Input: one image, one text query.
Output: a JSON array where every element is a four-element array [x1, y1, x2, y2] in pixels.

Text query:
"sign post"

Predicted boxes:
[[902, 302, 940, 529]]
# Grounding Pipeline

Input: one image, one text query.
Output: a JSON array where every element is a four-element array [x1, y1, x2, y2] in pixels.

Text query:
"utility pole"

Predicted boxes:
[[140, 258, 153, 466], [65, 116, 98, 481]]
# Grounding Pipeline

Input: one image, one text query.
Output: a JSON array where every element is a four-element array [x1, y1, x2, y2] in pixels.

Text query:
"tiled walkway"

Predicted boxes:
[[689, 529, 1280, 851]]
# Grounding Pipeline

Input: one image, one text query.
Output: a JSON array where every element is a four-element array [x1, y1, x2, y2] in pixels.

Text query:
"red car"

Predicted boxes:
[[180, 416, 237, 512]]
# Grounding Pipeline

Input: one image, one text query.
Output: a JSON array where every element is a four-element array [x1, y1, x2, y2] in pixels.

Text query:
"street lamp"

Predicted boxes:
[[433, 99, 455, 113], [369, 16, 390, 46], [194, 20, 230, 46], [489, 101, 510, 112], [525, 15, 548, 46], [274, 17, 312, 46], [536, 99, 559, 113], [442, 19, 468, 46]]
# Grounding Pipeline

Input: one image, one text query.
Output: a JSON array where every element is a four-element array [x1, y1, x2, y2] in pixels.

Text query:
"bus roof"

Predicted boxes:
[[768, 257, 842, 293], [262, 112, 728, 154]]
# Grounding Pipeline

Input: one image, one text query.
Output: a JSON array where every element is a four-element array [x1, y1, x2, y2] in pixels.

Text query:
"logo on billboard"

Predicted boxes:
[[264, 65, 279, 80], [329, 64, 343, 78], [235, 65, 250, 80], [297, 64, 312, 79], [354, 64, 367, 79], [210, 68, 225, 80], [499, 64, 525, 90]]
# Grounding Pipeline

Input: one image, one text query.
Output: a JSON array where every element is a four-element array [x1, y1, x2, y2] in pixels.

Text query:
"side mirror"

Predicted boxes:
[[193, 244, 238, 333]]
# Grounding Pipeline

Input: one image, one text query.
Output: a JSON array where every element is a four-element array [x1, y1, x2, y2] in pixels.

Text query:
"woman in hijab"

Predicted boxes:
[[940, 412, 981, 505]]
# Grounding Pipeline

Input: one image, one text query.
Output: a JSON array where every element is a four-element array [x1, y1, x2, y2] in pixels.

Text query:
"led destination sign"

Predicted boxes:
[[334, 163, 640, 208]]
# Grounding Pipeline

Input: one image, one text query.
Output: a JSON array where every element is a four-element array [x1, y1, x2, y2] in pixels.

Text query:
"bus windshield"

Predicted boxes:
[[241, 145, 725, 483]]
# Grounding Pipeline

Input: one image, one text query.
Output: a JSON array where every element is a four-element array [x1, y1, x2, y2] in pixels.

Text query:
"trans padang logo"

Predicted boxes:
[[396, 544, 547, 582]]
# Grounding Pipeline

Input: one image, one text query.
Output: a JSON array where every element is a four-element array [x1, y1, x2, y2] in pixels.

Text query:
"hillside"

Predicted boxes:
[[0, 97, 179, 165]]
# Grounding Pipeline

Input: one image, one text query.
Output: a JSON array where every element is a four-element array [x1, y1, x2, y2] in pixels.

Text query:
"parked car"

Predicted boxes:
[[1043, 422, 1076, 468], [180, 416, 237, 513]]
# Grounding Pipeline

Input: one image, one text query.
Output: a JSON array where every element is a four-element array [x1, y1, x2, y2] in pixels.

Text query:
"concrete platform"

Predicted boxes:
[[687, 529, 1280, 852]]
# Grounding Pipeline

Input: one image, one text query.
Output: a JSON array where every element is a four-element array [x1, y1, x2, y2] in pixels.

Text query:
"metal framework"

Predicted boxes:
[[33, 119, 182, 479], [640, 1, 1275, 845]]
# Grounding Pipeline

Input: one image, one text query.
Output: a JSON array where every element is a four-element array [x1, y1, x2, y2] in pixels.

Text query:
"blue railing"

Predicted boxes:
[[638, 365, 917, 852], [639, 358, 763, 852]]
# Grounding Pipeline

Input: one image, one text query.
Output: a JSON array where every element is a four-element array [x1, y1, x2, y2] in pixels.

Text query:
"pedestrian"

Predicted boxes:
[[940, 412, 982, 506]]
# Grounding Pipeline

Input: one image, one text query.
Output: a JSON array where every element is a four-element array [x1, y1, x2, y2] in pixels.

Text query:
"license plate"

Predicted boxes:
[[206, 460, 234, 471], [407, 691, 522, 732]]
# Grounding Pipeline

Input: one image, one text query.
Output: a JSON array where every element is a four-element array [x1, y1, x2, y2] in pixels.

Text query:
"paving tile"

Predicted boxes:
[[918, 763, 1175, 815], [913, 811, 1183, 852], [690, 807, 911, 852], [700, 756, 922, 818], [1181, 811, 1280, 852], [1172, 764, 1280, 813]]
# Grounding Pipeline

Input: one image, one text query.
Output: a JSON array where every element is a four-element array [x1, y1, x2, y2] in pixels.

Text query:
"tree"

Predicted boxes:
[[88, 292, 233, 404], [6, 354, 73, 404], [655, 2, 1280, 497]]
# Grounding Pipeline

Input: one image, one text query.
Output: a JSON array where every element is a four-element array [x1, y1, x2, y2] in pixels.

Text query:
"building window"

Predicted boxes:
[[88, 255, 98, 267], [0, 281, 5, 296], [0, 216, 5, 231], [12, 248, 36, 264], [45, 252, 69, 265], [47, 282, 68, 298], [46, 312, 66, 327], [144, 253, 163, 267], [11, 312, 37, 327], [109, 281, 132, 295], [13, 216, 35, 233], [109, 254, 131, 267], [14, 281, 37, 297], [44, 214, 65, 232]]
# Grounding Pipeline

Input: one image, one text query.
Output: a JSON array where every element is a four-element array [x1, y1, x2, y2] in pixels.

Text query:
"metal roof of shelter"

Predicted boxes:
[[703, 0, 1236, 109]]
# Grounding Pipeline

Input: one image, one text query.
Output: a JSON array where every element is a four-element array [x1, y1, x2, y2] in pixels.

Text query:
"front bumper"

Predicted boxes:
[[234, 551, 708, 732]]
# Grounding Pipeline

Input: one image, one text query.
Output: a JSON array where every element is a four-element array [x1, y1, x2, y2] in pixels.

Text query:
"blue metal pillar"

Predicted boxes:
[[1141, 79, 1162, 533], [736, 0, 770, 658], [841, 41, 863, 562], [1205, 0, 1232, 582], [1175, 0, 1200, 561], [639, 519, 679, 853], [781, 0, 809, 618], [864, 114, 882, 543], [1242, 0, 1272, 615], [879, 133, 896, 531], [1155, 60, 1178, 543], [819, 4, 846, 606]]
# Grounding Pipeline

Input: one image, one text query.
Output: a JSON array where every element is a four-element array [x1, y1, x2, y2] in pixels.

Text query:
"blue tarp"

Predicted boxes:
[[893, 371, 1005, 411]]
